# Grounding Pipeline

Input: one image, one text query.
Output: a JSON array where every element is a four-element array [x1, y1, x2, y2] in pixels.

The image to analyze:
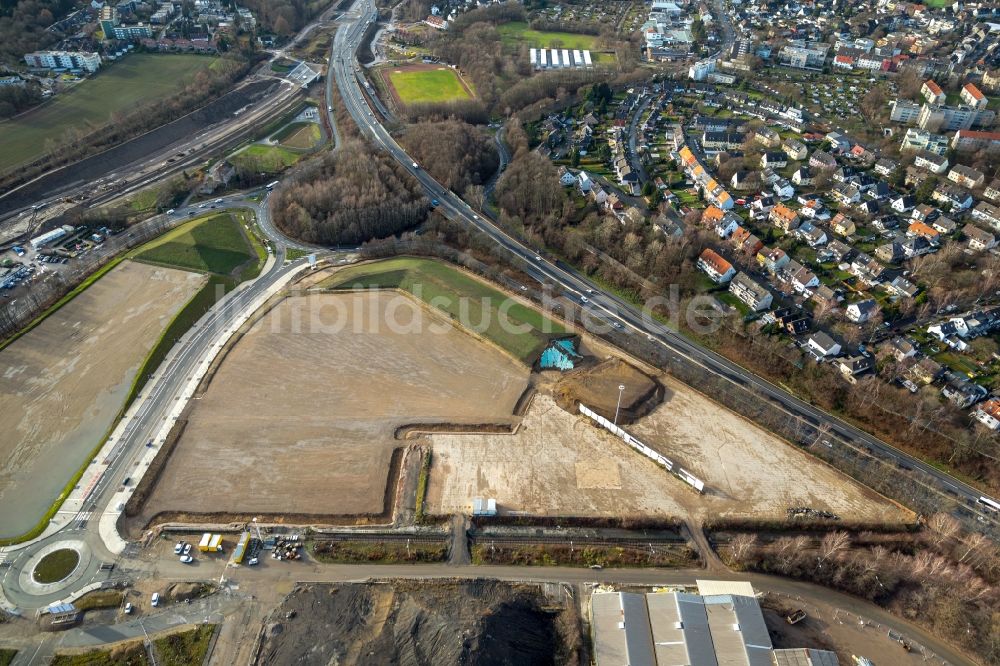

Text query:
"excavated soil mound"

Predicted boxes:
[[553, 358, 662, 424], [255, 580, 581, 666]]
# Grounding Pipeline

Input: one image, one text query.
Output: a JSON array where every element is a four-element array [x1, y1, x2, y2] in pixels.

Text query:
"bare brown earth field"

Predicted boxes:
[[427, 350, 910, 524], [137, 291, 529, 524], [0, 260, 205, 537]]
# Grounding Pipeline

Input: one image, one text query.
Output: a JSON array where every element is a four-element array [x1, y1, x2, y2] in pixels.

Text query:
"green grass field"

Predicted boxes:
[[272, 121, 322, 149], [0, 54, 217, 173], [132, 213, 257, 276], [496, 22, 598, 50], [323, 257, 566, 364], [387, 67, 472, 105], [231, 143, 302, 171]]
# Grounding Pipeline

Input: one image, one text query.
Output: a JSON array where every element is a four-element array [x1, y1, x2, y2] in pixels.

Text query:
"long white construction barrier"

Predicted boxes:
[[580, 403, 706, 493]]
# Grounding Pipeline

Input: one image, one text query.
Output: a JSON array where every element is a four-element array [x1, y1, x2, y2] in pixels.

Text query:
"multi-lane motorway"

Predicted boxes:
[[330, 0, 1000, 532]]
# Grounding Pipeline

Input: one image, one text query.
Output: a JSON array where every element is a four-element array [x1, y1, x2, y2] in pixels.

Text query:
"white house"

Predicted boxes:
[[807, 331, 842, 358]]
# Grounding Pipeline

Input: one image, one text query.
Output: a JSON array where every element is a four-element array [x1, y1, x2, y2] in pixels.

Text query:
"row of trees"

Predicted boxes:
[[237, 0, 327, 35], [399, 120, 499, 194], [722, 520, 1000, 664], [0, 81, 43, 118], [271, 141, 428, 245]]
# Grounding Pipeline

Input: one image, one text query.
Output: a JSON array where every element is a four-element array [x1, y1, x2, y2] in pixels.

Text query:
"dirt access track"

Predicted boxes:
[[0, 260, 205, 538], [135, 290, 529, 526], [427, 338, 911, 524]]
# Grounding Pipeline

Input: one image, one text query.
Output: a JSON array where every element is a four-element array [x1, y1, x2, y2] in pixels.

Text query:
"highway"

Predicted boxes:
[[330, 0, 1000, 532]]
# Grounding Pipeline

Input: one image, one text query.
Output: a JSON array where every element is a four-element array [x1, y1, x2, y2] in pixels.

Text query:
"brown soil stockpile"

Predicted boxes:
[[255, 580, 583, 666], [553, 358, 662, 424]]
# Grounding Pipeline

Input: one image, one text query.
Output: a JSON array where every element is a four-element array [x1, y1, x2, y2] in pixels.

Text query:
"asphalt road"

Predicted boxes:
[[329, 0, 1000, 533]]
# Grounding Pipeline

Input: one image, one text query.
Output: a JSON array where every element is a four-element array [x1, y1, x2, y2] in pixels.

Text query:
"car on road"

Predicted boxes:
[[124, 603, 133, 614], [589, 564, 603, 570], [534, 255, 541, 261], [411, 162, 418, 169], [581, 296, 589, 303], [174, 542, 184, 554], [612, 322, 624, 330], [179, 555, 194, 564], [151, 593, 159, 607], [430, 199, 439, 207], [183, 543, 193, 555]]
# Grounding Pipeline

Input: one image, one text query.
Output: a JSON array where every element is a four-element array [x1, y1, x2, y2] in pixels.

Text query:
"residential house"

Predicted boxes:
[[872, 215, 900, 232], [751, 195, 776, 217], [809, 151, 837, 171], [826, 240, 853, 262], [761, 151, 788, 169], [961, 82, 988, 110], [807, 331, 842, 358], [856, 199, 880, 217], [783, 138, 808, 160], [886, 336, 919, 362], [914, 151, 949, 174], [932, 183, 974, 211], [757, 246, 791, 273], [921, 79, 946, 104], [846, 298, 879, 323], [874, 157, 899, 177], [948, 164, 985, 189], [889, 276, 921, 299], [926, 215, 953, 235], [905, 166, 931, 188], [702, 205, 725, 229], [830, 213, 856, 237], [973, 398, 1000, 430], [590, 183, 608, 205], [729, 272, 773, 311], [731, 171, 754, 190], [942, 375, 987, 408], [891, 194, 917, 213], [901, 236, 936, 259], [772, 179, 795, 200], [963, 224, 997, 251], [774, 308, 811, 335], [911, 357, 945, 384], [984, 178, 1000, 202], [559, 169, 577, 186], [754, 127, 781, 148], [850, 253, 886, 285], [577, 171, 593, 194], [832, 182, 861, 205], [907, 221, 941, 243], [911, 204, 939, 224], [837, 355, 875, 380], [786, 260, 820, 293], [971, 201, 1000, 230], [797, 222, 828, 247], [697, 248, 737, 283], [792, 166, 813, 186], [833, 166, 859, 184], [769, 204, 800, 232], [731, 226, 764, 255], [876, 241, 905, 263]]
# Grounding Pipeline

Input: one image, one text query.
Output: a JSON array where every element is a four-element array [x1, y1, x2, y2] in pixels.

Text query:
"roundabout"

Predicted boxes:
[[17, 540, 91, 597]]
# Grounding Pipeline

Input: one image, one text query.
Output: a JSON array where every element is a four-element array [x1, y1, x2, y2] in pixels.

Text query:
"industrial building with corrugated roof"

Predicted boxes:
[[590, 582, 839, 666]]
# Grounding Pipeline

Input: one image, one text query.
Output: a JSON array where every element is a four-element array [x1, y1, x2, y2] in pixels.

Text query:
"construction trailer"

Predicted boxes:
[[209, 534, 224, 552], [198, 533, 212, 551], [232, 531, 250, 564]]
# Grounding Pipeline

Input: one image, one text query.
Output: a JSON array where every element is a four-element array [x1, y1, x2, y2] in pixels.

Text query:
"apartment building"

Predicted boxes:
[[23, 50, 101, 73], [729, 272, 773, 311]]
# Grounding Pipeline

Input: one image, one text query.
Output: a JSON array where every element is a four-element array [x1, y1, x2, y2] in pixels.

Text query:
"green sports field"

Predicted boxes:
[[324, 257, 566, 364], [132, 213, 257, 276], [496, 22, 598, 50], [0, 54, 217, 173], [387, 67, 472, 105]]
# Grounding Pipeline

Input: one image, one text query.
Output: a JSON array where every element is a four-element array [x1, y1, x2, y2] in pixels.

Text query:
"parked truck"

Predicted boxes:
[[232, 531, 250, 564], [198, 533, 212, 552]]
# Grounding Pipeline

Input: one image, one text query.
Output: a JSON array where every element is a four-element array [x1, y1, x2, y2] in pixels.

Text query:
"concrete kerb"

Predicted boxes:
[[100, 262, 309, 554]]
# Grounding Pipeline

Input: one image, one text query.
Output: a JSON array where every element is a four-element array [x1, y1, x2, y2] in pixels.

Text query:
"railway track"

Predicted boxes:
[[310, 532, 449, 545], [468, 534, 688, 549]]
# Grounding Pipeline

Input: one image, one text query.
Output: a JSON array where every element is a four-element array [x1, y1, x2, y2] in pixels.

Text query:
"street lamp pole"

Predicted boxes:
[[614, 384, 625, 426]]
